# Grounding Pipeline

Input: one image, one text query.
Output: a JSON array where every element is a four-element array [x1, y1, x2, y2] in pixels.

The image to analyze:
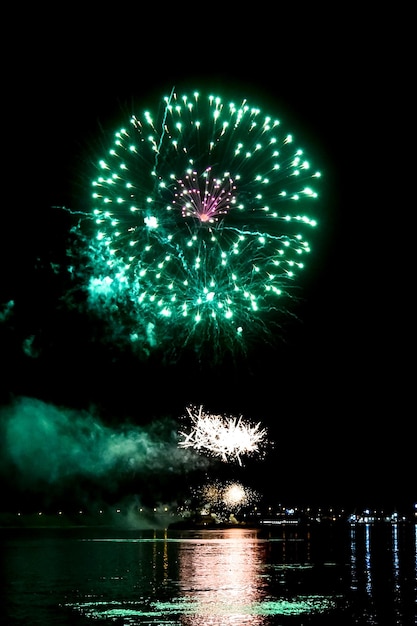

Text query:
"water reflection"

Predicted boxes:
[[178, 529, 267, 625], [415, 524, 417, 625], [391, 523, 401, 622], [4, 522, 417, 624], [364, 523, 373, 601], [350, 524, 358, 591], [349, 522, 417, 625], [60, 527, 337, 623], [175, 528, 336, 624]]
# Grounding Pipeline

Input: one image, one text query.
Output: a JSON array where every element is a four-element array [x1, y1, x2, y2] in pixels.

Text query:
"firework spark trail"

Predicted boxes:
[[178, 405, 268, 465], [69, 89, 323, 359], [153, 85, 176, 174]]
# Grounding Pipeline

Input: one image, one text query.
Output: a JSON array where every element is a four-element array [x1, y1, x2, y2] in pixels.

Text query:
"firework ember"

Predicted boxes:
[[196, 479, 260, 520], [178, 405, 268, 465]]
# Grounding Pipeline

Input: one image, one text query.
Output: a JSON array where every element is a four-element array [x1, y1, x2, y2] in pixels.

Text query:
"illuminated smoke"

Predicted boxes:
[[0, 396, 209, 508]]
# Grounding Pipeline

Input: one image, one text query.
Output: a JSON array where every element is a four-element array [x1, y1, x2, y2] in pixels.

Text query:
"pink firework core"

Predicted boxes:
[[176, 168, 236, 224]]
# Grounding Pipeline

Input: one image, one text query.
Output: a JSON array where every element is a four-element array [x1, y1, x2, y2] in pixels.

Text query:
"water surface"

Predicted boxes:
[[1, 522, 415, 624]]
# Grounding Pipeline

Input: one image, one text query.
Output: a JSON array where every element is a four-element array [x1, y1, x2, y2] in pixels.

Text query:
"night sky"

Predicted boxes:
[[1, 12, 413, 514]]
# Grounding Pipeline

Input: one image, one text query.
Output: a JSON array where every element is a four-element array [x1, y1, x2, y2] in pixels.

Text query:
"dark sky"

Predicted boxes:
[[1, 13, 413, 513]]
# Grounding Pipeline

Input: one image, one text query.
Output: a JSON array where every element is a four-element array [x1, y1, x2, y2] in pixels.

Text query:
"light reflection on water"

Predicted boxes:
[[177, 529, 267, 624], [413, 523, 417, 625], [71, 529, 337, 624], [349, 521, 417, 625], [2, 523, 416, 625], [175, 528, 334, 625]]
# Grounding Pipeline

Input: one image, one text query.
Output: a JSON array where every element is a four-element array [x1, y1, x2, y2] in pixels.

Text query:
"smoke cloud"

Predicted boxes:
[[0, 396, 209, 510]]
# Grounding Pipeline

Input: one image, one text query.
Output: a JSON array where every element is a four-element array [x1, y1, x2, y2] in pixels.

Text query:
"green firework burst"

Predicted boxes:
[[80, 90, 323, 359]]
